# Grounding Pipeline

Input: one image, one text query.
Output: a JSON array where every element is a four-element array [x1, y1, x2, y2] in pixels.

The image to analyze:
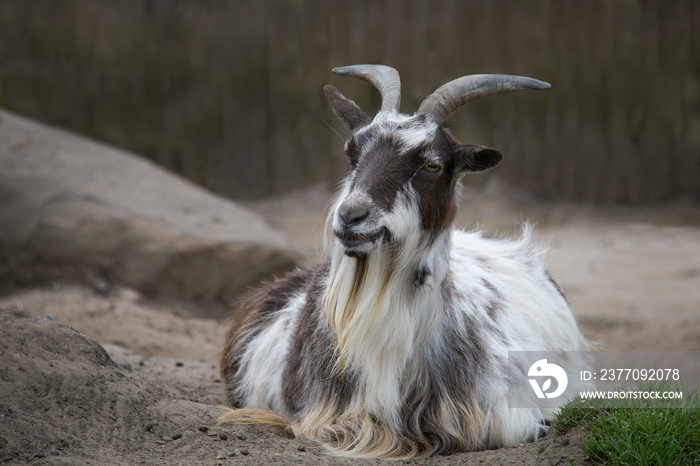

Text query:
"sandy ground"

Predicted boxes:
[[2, 180, 700, 465]]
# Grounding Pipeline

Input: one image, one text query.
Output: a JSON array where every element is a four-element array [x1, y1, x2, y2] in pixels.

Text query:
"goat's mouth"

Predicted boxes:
[[334, 229, 384, 255]]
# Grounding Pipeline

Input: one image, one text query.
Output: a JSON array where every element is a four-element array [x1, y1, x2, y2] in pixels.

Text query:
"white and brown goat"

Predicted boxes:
[[220, 65, 588, 459]]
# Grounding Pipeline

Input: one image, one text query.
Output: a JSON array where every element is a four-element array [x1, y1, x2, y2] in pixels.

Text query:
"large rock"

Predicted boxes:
[[0, 109, 301, 317]]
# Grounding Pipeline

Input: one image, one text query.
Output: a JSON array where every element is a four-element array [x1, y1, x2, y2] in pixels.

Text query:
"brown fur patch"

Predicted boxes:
[[220, 267, 313, 406]]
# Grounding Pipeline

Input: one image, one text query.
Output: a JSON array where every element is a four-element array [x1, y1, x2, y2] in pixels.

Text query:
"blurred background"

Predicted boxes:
[[1, 0, 698, 204]]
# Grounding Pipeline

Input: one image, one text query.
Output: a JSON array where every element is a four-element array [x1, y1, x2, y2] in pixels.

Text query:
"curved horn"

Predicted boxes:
[[332, 64, 401, 112], [417, 74, 551, 124]]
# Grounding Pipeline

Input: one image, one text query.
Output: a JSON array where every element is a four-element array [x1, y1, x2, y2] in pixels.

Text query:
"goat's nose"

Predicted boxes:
[[339, 207, 370, 227]]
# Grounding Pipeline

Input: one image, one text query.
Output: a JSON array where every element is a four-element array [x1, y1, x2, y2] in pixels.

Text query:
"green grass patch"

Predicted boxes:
[[551, 381, 700, 465]]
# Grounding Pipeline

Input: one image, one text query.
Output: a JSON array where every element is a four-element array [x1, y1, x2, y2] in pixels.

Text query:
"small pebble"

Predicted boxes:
[[218, 433, 228, 441], [176, 361, 184, 367], [198, 425, 209, 432], [237, 434, 247, 441], [298, 445, 306, 452], [172, 433, 182, 440], [562, 437, 570, 446], [240, 449, 249, 456], [216, 454, 227, 460], [144, 422, 155, 432], [92, 277, 111, 296]]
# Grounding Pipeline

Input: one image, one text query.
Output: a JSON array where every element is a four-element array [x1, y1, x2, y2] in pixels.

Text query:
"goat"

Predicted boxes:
[[220, 65, 588, 459]]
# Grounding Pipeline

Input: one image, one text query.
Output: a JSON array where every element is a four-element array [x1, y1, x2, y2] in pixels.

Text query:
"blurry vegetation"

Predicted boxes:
[[0, 0, 698, 203]]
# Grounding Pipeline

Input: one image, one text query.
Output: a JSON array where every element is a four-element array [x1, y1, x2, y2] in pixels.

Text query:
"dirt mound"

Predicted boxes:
[[0, 310, 166, 463], [0, 310, 274, 465]]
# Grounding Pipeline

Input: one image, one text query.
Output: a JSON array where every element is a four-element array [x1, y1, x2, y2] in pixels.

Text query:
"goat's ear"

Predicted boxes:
[[324, 85, 372, 132], [452, 144, 503, 176]]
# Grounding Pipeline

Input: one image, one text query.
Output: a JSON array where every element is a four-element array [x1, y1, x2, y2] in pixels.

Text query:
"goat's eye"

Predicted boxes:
[[423, 162, 441, 173]]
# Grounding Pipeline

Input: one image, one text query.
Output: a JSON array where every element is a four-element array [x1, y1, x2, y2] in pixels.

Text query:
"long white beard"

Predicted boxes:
[[322, 226, 452, 427]]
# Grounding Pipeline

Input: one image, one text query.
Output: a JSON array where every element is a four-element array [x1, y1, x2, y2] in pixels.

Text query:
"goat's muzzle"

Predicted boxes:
[[335, 230, 383, 250], [333, 198, 387, 255], [333, 219, 385, 257], [338, 206, 370, 228]]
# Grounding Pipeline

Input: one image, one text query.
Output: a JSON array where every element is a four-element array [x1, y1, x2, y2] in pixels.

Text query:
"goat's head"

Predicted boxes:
[[325, 65, 550, 257]]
